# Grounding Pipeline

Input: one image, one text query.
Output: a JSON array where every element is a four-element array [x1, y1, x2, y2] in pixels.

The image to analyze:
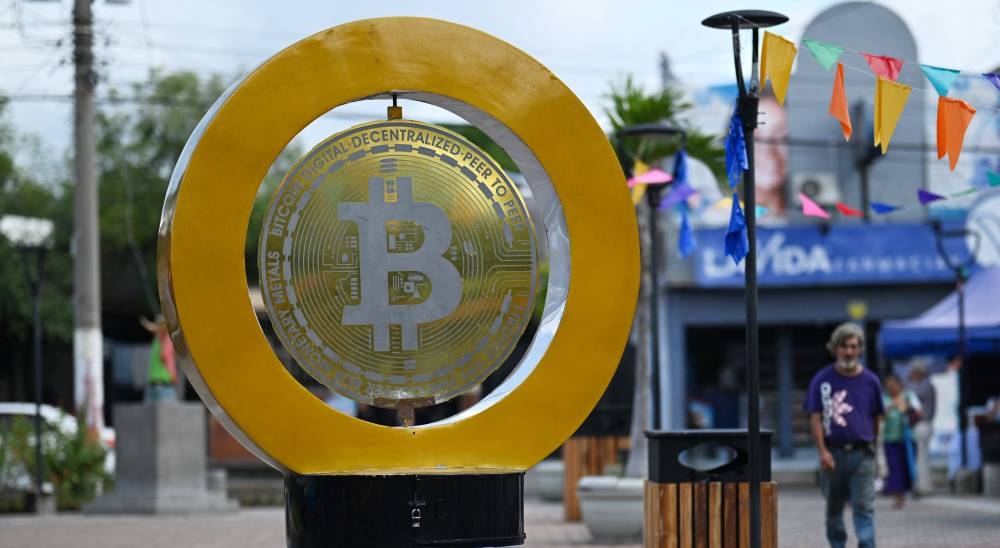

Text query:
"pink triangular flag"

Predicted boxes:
[[626, 168, 672, 188], [799, 193, 831, 219], [861, 52, 904, 81]]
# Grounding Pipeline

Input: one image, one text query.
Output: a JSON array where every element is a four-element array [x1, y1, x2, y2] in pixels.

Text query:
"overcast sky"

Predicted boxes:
[[2, 0, 1000, 161]]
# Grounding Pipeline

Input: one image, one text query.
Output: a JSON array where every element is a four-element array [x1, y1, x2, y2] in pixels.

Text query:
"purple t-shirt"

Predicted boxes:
[[804, 365, 885, 444]]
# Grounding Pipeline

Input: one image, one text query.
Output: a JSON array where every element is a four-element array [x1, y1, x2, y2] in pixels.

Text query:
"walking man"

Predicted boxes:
[[805, 323, 885, 548]]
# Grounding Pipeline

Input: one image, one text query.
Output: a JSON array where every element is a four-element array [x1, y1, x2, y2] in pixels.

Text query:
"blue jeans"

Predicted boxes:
[[820, 447, 876, 548]]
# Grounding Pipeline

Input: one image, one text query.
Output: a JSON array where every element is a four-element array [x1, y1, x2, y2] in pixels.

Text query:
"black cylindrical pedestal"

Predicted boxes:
[[285, 472, 525, 548]]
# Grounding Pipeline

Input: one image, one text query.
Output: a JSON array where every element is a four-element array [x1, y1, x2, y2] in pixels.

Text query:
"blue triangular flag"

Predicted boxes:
[[724, 193, 749, 265], [871, 201, 901, 214], [660, 182, 697, 210], [673, 149, 688, 186], [920, 64, 961, 96], [984, 73, 1000, 93], [725, 111, 748, 189], [678, 210, 696, 259], [918, 189, 947, 205]]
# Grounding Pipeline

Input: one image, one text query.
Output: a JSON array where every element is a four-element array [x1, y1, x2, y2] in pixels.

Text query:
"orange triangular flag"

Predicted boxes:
[[874, 76, 911, 154], [936, 96, 976, 171], [760, 32, 797, 106], [828, 63, 852, 141]]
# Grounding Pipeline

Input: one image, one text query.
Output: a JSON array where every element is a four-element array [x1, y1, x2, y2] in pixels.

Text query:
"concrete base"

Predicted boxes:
[[28, 492, 57, 514], [578, 476, 644, 543], [85, 402, 237, 514], [530, 460, 564, 502]]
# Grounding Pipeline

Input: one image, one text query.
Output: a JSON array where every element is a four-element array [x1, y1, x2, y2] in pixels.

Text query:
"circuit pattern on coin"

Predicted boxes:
[[259, 120, 538, 408]]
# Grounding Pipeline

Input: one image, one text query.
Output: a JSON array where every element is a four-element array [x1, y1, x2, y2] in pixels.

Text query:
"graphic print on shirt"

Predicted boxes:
[[820, 381, 854, 435]]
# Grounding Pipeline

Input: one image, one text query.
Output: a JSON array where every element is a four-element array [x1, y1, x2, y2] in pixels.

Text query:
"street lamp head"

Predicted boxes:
[[0, 215, 54, 249], [615, 123, 687, 141], [701, 10, 788, 30]]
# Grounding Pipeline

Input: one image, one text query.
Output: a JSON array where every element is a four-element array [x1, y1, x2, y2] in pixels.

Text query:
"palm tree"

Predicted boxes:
[[604, 76, 724, 478]]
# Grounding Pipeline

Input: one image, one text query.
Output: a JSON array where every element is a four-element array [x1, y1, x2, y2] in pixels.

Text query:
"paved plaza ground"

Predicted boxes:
[[2, 486, 999, 547]]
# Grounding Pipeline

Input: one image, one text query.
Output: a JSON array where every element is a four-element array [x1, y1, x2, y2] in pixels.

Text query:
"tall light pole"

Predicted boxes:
[[933, 223, 979, 469], [0, 214, 55, 511], [70, 0, 105, 435], [615, 123, 686, 431], [702, 10, 787, 548]]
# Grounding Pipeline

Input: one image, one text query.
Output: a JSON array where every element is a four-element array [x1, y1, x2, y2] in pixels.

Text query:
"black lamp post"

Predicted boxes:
[[702, 10, 787, 548], [933, 223, 980, 469], [615, 123, 686, 431], [0, 214, 55, 511]]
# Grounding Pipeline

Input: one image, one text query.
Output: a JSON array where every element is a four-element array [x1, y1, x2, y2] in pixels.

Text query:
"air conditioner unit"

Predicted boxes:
[[791, 172, 841, 206]]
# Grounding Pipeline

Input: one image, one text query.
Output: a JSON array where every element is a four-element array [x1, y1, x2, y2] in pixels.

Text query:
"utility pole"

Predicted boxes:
[[72, 0, 104, 434]]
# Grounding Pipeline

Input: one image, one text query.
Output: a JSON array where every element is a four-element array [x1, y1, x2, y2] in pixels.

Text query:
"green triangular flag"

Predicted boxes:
[[950, 187, 979, 198], [989, 170, 1000, 187], [803, 39, 844, 71]]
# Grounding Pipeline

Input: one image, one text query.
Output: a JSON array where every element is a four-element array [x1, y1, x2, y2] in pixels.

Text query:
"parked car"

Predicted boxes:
[[0, 402, 115, 493]]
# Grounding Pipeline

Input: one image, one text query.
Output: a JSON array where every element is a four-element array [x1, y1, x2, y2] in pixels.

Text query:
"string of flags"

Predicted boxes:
[[716, 29, 1000, 263], [762, 31, 1000, 172], [626, 30, 1000, 265]]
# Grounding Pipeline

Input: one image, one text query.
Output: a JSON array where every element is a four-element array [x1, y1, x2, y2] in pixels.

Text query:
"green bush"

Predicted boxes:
[[0, 414, 111, 511]]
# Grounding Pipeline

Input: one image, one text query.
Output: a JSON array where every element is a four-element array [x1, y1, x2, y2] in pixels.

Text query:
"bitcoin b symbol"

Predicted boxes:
[[258, 119, 537, 407], [339, 177, 462, 352]]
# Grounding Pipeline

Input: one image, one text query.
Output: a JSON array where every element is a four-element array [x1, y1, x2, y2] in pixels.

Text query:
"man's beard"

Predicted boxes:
[[837, 359, 860, 371]]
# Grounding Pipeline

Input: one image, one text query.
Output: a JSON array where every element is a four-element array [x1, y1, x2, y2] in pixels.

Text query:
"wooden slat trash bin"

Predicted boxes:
[[562, 435, 630, 521], [644, 430, 776, 548]]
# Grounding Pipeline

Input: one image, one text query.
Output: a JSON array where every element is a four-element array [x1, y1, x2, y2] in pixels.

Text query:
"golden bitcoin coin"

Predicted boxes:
[[258, 119, 537, 408]]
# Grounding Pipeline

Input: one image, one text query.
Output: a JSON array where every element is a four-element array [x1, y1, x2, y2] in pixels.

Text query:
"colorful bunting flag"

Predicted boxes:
[[988, 171, 1000, 187], [874, 76, 911, 154], [626, 168, 672, 187], [829, 63, 852, 141], [836, 202, 864, 217], [802, 39, 843, 71], [678, 210, 696, 258], [917, 189, 946, 205], [950, 188, 979, 198], [725, 112, 748, 188], [984, 73, 1000, 92], [724, 193, 749, 265], [672, 149, 688, 186], [936, 97, 976, 170], [629, 160, 649, 205], [761, 32, 797, 106], [862, 52, 904, 81], [660, 183, 697, 210], [871, 202, 901, 214], [920, 64, 961, 96], [799, 192, 831, 219]]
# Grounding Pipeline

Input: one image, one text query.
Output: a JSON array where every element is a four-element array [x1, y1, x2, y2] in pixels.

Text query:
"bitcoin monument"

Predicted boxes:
[[159, 18, 638, 547]]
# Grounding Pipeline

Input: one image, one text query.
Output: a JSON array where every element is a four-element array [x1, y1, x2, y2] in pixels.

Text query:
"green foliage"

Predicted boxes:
[[46, 415, 111, 510], [440, 124, 518, 173], [0, 415, 110, 511], [97, 71, 233, 314], [604, 76, 725, 182]]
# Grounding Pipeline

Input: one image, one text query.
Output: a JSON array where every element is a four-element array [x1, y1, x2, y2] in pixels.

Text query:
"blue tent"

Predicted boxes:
[[879, 266, 1000, 358]]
